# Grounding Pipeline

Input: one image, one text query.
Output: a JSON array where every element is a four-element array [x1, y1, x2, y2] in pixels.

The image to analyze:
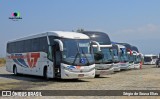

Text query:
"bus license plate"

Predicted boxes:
[[78, 74, 84, 77], [100, 71, 107, 75]]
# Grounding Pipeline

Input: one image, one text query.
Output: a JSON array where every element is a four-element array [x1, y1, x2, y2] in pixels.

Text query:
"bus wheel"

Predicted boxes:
[[43, 67, 49, 79], [95, 74, 100, 78], [13, 66, 18, 75]]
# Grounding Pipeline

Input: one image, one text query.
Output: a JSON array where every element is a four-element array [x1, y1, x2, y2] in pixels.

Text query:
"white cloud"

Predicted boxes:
[[137, 24, 160, 33], [117, 24, 160, 34], [108, 23, 160, 43]]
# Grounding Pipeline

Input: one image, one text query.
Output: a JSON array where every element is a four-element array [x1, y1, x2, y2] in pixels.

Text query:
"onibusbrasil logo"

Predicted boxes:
[[9, 11, 22, 21]]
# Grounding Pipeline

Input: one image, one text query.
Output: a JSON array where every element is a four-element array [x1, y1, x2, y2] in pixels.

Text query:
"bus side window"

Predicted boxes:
[[32, 38, 40, 52], [48, 45, 53, 60], [7, 43, 10, 53], [39, 37, 48, 53]]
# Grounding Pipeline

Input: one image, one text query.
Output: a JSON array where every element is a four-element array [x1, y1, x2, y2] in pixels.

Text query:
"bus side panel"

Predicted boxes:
[[21, 52, 54, 77], [6, 52, 54, 78], [6, 53, 13, 73], [33, 52, 54, 78]]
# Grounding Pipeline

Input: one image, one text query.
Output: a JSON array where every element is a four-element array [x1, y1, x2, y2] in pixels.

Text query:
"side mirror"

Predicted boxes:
[[127, 52, 130, 55], [91, 41, 101, 52], [94, 51, 104, 61], [54, 39, 63, 51]]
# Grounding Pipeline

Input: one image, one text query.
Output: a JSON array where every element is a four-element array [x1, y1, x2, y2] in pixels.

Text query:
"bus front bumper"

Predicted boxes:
[[60, 64, 95, 79], [128, 63, 135, 69], [95, 68, 114, 75], [113, 63, 121, 72], [134, 63, 140, 69], [95, 64, 114, 75], [119, 63, 129, 70]]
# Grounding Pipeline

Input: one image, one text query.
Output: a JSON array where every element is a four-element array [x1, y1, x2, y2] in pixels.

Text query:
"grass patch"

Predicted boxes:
[[0, 58, 6, 67]]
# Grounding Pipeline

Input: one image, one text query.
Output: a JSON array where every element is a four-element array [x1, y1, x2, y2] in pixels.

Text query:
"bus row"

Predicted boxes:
[[6, 31, 143, 79]]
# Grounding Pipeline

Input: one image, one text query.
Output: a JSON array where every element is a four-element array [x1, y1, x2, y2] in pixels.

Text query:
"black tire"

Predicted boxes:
[[43, 67, 49, 79], [13, 66, 18, 75], [95, 74, 100, 78]]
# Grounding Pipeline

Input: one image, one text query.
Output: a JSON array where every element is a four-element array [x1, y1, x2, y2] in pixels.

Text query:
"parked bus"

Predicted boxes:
[[6, 31, 97, 79], [144, 54, 158, 65], [131, 45, 142, 69], [116, 44, 129, 70], [80, 31, 114, 77], [118, 43, 134, 69], [112, 44, 121, 71]]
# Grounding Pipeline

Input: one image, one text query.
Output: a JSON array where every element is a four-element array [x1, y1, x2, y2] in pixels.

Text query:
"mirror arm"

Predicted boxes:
[[91, 41, 101, 51], [54, 39, 63, 51]]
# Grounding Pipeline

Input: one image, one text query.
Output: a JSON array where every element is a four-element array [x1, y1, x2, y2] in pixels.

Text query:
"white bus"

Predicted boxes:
[[81, 31, 114, 77], [144, 54, 158, 65], [118, 43, 135, 69], [6, 31, 96, 79], [115, 44, 130, 70], [112, 44, 121, 72], [131, 46, 142, 69]]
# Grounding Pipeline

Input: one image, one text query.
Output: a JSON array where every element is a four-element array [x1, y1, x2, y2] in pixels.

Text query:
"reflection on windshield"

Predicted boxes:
[[113, 49, 119, 62], [93, 47, 113, 63], [144, 57, 152, 62], [120, 48, 128, 62], [62, 39, 94, 66], [134, 55, 141, 63], [128, 54, 134, 62]]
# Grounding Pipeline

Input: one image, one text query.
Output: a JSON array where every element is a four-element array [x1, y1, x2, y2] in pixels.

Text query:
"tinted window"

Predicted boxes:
[[7, 36, 48, 53], [24, 40, 31, 52], [153, 56, 158, 59], [31, 38, 40, 52], [9, 43, 14, 53], [7, 43, 10, 53], [144, 57, 152, 62], [12, 42, 17, 53], [17, 41, 24, 53], [39, 37, 48, 52]]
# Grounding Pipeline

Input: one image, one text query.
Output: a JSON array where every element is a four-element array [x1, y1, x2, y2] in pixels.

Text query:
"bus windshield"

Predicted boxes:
[[135, 55, 142, 63], [113, 49, 119, 62], [128, 54, 134, 63], [62, 39, 94, 66], [120, 48, 128, 62], [144, 57, 152, 62], [94, 47, 113, 64]]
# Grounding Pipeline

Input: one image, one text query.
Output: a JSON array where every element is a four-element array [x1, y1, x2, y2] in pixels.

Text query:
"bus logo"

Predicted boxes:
[[27, 53, 40, 68], [9, 11, 23, 21], [8, 53, 40, 68]]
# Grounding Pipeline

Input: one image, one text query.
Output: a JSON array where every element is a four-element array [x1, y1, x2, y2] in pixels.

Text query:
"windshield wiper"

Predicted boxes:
[[81, 48, 90, 65], [107, 59, 113, 62], [72, 43, 81, 65]]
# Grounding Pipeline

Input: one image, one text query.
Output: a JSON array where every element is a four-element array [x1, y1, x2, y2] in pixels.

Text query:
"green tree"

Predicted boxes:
[[76, 28, 84, 33]]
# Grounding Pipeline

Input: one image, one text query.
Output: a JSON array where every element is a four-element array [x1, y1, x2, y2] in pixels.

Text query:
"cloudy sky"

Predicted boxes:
[[0, 0, 160, 57]]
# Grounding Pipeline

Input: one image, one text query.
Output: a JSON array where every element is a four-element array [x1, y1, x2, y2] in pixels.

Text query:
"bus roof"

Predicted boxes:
[[116, 44, 125, 49], [112, 44, 118, 50], [131, 45, 139, 53], [80, 31, 111, 45], [8, 31, 90, 43], [118, 43, 132, 50]]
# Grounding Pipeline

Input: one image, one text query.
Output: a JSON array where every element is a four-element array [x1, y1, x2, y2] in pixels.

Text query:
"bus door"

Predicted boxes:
[[52, 43, 61, 77]]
